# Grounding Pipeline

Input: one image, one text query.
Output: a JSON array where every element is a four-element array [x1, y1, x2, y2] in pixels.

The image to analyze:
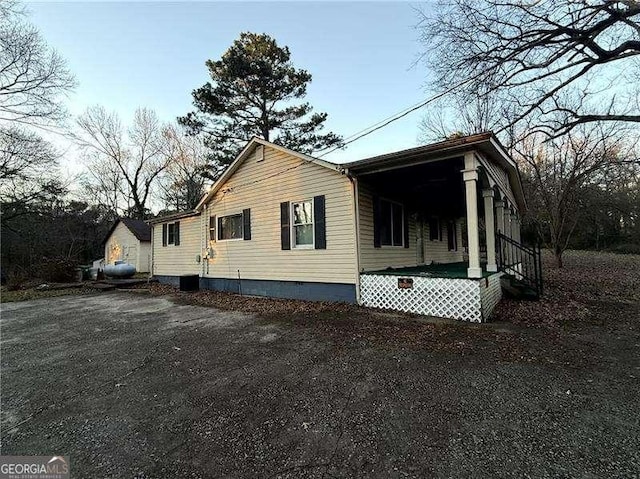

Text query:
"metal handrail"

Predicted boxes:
[[496, 232, 543, 298]]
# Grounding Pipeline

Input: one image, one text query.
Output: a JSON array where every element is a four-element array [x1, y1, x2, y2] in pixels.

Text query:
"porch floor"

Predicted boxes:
[[364, 262, 495, 279]]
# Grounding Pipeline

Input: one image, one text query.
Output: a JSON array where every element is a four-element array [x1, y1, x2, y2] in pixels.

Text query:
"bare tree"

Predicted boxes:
[[0, 127, 66, 226], [418, 0, 640, 135], [514, 121, 635, 267], [74, 106, 170, 219], [0, 0, 75, 126], [160, 125, 209, 211]]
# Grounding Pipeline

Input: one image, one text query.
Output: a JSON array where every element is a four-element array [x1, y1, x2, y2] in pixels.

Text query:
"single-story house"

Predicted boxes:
[[103, 218, 152, 273], [148, 133, 541, 322]]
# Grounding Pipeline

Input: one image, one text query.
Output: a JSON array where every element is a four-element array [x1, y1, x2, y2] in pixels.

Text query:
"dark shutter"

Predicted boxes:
[[243, 209, 251, 240], [373, 195, 381, 248], [403, 207, 410, 248], [313, 195, 326, 249], [209, 216, 216, 242], [280, 201, 290, 250], [162, 224, 167, 247], [174, 221, 180, 246]]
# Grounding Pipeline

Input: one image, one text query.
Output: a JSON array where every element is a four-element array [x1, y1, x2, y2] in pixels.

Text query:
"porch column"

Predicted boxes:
[[503, 204, 512, 239], [511, 212, 520, 244], [495, 200, 505, 235], [482, 189, 497, 272], [463, 152, 482, 278]]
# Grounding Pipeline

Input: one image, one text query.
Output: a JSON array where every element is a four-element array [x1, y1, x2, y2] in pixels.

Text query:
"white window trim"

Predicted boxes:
[[167, 222, 176, 246], [380, 197, 404, 248], [291, 198, 315, 249], [429, 217, 442, 242], [217, 212, 244, 242]]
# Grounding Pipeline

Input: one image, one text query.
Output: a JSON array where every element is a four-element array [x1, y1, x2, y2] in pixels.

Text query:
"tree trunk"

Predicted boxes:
[[554, 246, 564, 268]]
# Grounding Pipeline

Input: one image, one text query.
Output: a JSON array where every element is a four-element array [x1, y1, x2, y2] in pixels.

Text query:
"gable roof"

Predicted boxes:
[[103, 218, 151, 244], [195, 137, 341, 211]]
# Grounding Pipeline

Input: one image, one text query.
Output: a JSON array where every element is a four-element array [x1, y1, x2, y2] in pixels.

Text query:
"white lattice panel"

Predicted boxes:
[[480, 273, 503, 320], [360, 274, 483, 322]]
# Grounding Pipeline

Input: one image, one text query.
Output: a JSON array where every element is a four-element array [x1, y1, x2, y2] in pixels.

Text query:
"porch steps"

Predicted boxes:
[[500, 275, 539, 301]]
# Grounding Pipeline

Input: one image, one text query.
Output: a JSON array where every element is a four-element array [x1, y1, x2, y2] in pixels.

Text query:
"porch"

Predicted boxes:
[[344, 133, 528, 322], [360, 264, 504, 323]]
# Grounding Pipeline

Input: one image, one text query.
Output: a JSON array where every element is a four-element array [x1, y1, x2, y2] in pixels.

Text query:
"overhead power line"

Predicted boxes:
[[314, 76, 479, 159]]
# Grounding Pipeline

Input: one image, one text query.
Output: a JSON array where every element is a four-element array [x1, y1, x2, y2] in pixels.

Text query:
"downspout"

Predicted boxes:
[[346, 169, 362, 305]]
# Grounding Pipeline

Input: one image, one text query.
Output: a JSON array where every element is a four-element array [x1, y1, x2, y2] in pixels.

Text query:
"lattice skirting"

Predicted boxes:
[[360, 273, 503, 322]]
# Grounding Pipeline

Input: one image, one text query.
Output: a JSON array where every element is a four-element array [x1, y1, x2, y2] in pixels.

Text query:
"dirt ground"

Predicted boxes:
[[1, 251, 639, 478]]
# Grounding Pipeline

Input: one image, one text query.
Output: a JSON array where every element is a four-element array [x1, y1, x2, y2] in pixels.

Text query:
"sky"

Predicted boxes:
[[28, 1, 434, 170]]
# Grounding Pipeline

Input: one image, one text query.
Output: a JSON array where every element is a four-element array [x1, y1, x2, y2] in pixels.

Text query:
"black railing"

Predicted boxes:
[[496, 232, 543, 298]]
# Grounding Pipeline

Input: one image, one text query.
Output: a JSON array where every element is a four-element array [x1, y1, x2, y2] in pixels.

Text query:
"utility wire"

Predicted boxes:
[[314, 76, 479, 158]]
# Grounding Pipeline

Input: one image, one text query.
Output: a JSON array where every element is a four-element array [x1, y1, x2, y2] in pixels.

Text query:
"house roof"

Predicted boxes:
[[343, 132, 526, 211], [146, 210, 201, 225], [195, 137, 341, 211], [103, 218, 151, 244]]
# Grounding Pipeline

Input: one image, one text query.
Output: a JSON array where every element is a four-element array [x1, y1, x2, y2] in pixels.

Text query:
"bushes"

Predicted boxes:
[[38, 257, 78, 283], [5, 266, 29, 291]]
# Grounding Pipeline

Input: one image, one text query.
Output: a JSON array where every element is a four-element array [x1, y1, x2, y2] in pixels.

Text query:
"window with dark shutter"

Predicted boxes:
[[313, 195, 326, 249], [280, 201, 290, 250], [162, 224, 167, 246], [174, 221, 180, 246]]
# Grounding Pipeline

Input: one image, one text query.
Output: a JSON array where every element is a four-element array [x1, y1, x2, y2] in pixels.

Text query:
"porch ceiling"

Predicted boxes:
[[358, 156, 466, 218]]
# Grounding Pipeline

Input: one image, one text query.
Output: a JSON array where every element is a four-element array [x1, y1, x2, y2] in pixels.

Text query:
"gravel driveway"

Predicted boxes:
[[1, 291, 639, 478]]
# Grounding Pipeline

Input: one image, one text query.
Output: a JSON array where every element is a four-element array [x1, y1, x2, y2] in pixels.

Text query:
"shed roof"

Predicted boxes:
[[103, 218, 151, 244]]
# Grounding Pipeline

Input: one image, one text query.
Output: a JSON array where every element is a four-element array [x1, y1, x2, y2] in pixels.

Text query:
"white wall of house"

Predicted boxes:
[[152, 215, 201, 276], [202, 144, 358, 285], [422, 218, 465, 264]]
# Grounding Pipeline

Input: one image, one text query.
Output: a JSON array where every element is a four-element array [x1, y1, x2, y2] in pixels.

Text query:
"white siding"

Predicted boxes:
[[358, 181, 418, 271], [422, 218, 465, 264], [152, 216, 201, 276], [203, 145, 357, 284], [105, 222, 139, 269]]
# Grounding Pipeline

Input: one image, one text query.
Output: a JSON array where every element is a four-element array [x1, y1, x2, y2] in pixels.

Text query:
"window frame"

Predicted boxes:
[[217, 212, 244, 242], [429, 217, 442, 242], [167, 223, 176, 245], [379, 198, 404, 248], [290, 198, 315, 249]]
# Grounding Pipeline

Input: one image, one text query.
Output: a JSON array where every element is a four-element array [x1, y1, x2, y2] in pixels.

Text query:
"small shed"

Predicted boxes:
[[103, 218, 152, 273]]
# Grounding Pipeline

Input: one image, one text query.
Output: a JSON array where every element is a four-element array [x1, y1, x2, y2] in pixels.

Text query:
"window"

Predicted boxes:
[[162, 221, 180, 246], [292, 200, 314, 248], [167, 223, 176, 244], [380, 199, 404, 247], [429, 218, 442, 241], [218, 213, 243, 240]]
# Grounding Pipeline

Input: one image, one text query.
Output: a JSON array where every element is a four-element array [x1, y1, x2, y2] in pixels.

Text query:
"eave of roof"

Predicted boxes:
[[146, 210, 200, 225], [343, 132, 526, 211]]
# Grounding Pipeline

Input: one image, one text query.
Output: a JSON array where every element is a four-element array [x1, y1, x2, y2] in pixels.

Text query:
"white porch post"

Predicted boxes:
[[495, 200, 505, 235], [482, 189, 497, 272], [463, 152, 482, 278], [511, 212, 519, 243]]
